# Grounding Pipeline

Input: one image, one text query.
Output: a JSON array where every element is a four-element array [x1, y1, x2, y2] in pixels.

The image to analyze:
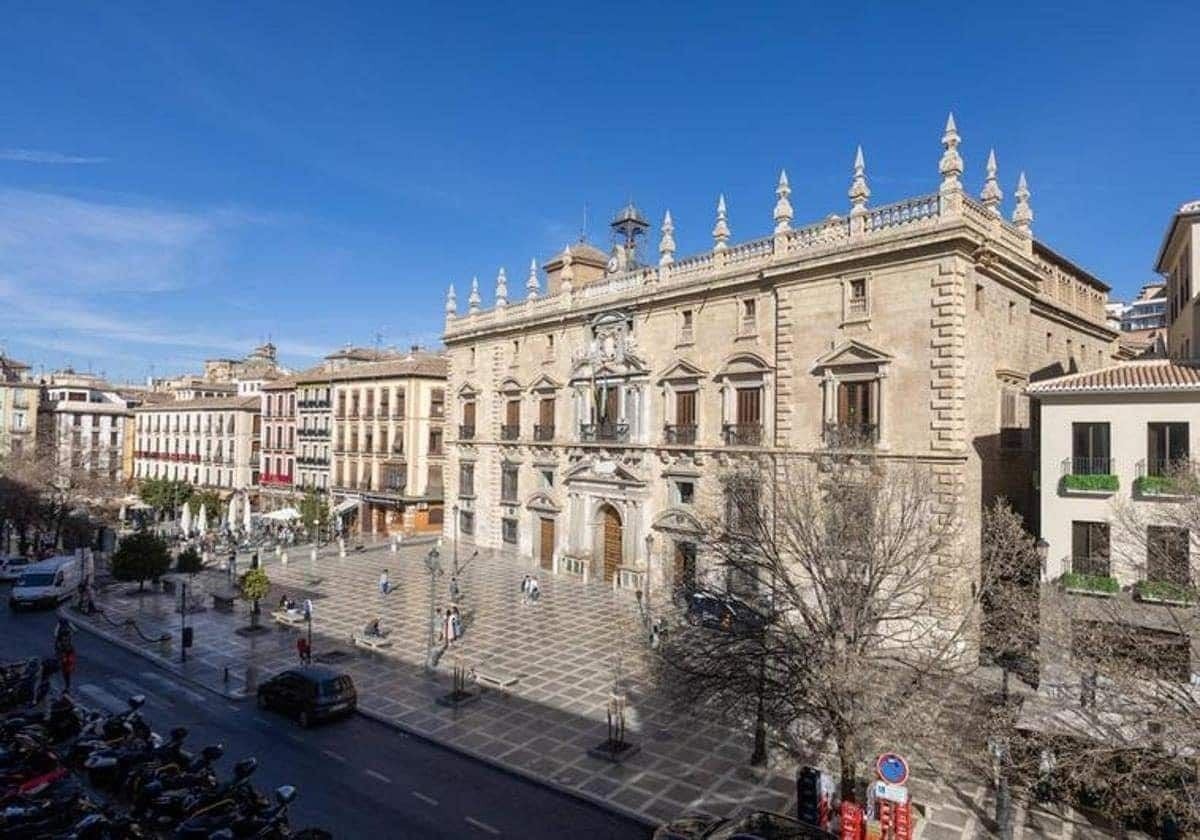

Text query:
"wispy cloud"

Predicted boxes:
[[0, 148, 108, 165]]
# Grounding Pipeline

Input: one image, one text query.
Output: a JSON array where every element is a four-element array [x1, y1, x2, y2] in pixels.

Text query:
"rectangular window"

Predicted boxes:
[[847, 278, 868, 317], [974, 283, 984, 311], [1146, 526, 1190, 585], [1147, 422, 1189, 475], [676, 391, 697, 426], [1071, 422, 1111, 475], [431, 389, 445, 419], [458, 463, 475, 497], [429, 429, 443, 456], [1000, 389, 1024, 449], [504, 399, 520, 439], [501, 463, 519, 503], [502, 518, 518, 545], [741, 298, 757, 333], [546, 334, 555, 356], [1071, 520, 1111, 577], [540, 469, 554, 489], [679, 309, 694, 344], [460, 510, 474, 536], [725, 477, 760, 534], [676, 480, 695, 506], [427, 465, 443, 495], [836, 381, 873, 428]]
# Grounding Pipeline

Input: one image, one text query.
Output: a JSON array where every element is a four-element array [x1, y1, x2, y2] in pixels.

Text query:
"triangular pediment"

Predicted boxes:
[[651, 506, 704, 536], [457, 382, 480, 397], [528, 373, 562, 393], [499, 376, 523, 393], [564, 457, 646, 486], [525, 491, 562, 513], [812, 340, 893, 371], [656, 358, 709, 383]]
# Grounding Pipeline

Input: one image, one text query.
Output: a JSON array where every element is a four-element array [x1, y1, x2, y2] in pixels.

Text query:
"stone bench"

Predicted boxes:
[[352, 633, 393, 652], [474, 667, 519, 693], [272, 610, 307, 628], [211, 592, 236, 613]]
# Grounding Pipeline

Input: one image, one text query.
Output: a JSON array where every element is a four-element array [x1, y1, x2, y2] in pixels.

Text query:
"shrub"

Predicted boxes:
[[1133, 475, 1181, 496], [1134, 579, 1196, 604], [175, 546, 203, 575], [1061, 473, 1118, 493], [1061, 571, 1119, 594], [112, 531, 172, 592], [239, 567, 270, 603]]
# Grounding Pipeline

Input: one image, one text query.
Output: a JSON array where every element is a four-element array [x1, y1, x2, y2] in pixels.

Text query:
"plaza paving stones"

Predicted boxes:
[[71, 539, 1128, 837]]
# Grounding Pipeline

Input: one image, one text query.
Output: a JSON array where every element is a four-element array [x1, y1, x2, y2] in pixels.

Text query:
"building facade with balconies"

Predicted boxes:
[[441, 118, 1118, 608], [132, 396, 261, 492], [259, 375, 299, 509], [38, 381, 134, 487], [0, 355, 39, 459], [326, 351, 447, 535]]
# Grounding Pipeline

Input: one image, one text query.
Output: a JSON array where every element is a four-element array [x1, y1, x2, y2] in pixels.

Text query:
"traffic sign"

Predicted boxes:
[[876, 752, 909, 785], [873, 780, 909, 804]]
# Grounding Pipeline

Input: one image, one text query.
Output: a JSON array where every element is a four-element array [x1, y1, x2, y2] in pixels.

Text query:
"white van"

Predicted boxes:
[[9, 556, 82, 610]]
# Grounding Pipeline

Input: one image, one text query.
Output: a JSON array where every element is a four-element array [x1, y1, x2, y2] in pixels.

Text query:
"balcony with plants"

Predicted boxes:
[[1133, 458, 1196, 499], [1059, 553, 1119, 597], [1133, 579, 1197, 606], [1059, 457, 1118, 495]]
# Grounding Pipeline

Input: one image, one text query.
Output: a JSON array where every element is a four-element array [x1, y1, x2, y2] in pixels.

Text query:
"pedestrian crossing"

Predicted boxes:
[[76, 669, 211, 715]]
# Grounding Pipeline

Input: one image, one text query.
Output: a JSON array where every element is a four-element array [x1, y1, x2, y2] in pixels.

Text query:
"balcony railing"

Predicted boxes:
[[1062, 457, 1114, 476], [297, 428, 329, 439], [663, 424, 697, 445], [723, 423, 764, 446], [533, 424, 555, 442], [1134, 457, 1197, 496], [296, 456, 330, 466], [500, 424, 521, 441], [459, 425, 476, 440], [580, 422, 629, 443], [823, 422, 878, 448], [1070, 553, 1112, 579], [260, 473, 294, 487], [298, 399, 331, 409]]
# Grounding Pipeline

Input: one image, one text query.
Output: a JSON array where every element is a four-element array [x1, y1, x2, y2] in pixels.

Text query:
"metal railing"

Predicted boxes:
[[823, 422, 878, 448], [1062, 456, 1114, 476], [580, 422, 629, 443], [500, 424, 521, 441], [533, 424, 555, 442], [459, 424, 476, 440], [1070, 553, 1111, 578], [663, 424, 697, 445], [723, 423, 763, 446]]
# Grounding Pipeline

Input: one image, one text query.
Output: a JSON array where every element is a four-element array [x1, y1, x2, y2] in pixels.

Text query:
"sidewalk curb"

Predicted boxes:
[[355, 706, 658, 831], [61, 607, 248, 701]]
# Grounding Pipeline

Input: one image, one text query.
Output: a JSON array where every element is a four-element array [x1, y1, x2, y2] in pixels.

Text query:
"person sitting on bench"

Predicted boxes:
[[362, 617, 387, 639]]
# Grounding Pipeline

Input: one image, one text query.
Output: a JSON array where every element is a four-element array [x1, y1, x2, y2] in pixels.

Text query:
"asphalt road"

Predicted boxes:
[[0, 592, 652, 839]]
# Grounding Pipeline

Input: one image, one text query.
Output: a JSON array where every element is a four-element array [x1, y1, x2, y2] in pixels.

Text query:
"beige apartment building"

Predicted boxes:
[[441, 117, 1116, 609], [1159, 200, 1200, 359], [0, 356, 39, 459], [259, 375, 299, 508], [327, 351, 448, 535], [133, 396, 261, 492], [38, 376, 135, 487]]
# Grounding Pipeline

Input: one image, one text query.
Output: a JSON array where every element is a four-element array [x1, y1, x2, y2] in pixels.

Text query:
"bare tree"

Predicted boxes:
[[655, 447, 982, 798]]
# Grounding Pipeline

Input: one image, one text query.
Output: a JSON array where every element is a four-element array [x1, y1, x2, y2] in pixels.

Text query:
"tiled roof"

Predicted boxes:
[[1028, 359, 1200, 395], [134, 395, 260, 412], [295, 352, 447, 384]]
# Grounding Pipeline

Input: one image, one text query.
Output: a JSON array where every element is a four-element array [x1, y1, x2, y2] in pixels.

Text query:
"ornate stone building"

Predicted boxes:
[[441, 117, 1117, 607]]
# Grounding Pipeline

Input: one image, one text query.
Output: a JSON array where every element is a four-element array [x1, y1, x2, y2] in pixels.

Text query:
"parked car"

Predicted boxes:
[[256, 666, 357, 727], [655, 810, 829, 839], [9, 555, 82, 609], [0, 556, 32, 582], [685, 591, 768, 634]]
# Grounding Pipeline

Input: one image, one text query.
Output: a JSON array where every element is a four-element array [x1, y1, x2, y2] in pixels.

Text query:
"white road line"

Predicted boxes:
[[465, 816, 501, 835], [76, 683, 126, 714], [138, 671, 207, 705], [109, 677, 159, 704], [322, 750, 347, 763], [364, 769, 391, 784], [411, 791, 438, 806]]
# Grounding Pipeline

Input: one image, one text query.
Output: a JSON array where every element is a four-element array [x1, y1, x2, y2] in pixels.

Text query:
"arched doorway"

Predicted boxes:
[[599, 504, 623, 582]]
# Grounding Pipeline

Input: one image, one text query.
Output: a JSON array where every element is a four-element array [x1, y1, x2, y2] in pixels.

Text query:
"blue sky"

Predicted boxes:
[[1, 1, 1196, 382]]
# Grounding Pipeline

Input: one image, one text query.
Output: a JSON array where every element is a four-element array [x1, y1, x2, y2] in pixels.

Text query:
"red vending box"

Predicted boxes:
[[840, 801, 864, 840]]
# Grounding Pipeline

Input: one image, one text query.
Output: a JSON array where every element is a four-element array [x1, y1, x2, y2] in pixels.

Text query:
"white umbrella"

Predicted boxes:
[[262, 507, 301, 522], [227, 495, 238, 528], [198, 504, 208, 534], [242, 495, 252, 531], [180, 502, 193, 536]]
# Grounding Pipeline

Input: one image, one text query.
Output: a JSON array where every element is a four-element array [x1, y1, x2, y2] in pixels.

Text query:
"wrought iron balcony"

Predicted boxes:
[[663, 424, 697, 446], [533, 424, 555, 442], [580, 422, 629, 443], [500, 424, 521, 441], [459, 424, 476, 440], [822, 422, 877, 449], [1061, 456, 1114, 476], [723, 423, 763, 446]]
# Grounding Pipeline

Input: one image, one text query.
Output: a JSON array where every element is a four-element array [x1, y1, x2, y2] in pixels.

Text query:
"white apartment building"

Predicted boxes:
[[133, 396, 261, 491], [0, 356, 39, 459], [39, 381, 133, 484]]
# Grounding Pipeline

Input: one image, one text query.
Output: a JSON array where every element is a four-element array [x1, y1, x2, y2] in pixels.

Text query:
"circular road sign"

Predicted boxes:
[[876, 752, 909, 785]]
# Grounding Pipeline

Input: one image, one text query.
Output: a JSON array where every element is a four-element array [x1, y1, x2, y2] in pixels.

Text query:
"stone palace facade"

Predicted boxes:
[[440, 117, 1117, 608]]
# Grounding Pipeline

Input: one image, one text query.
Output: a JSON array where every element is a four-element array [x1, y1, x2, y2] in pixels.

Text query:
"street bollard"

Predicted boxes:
[[280, 550, 288, 566], [274, 544, 281, 557], [338, 537, 346, 559], [245, 665, 258, 694], [223, 666, 230, 686], [390, 537, 398, 554]]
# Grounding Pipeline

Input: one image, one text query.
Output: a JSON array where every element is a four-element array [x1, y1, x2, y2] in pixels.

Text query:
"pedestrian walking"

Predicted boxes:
[[449, 576, 461, 604], [520, 575, 531, 605], [379, 569, 391, 597], [450, 606, 463, 642], [54, 619, 75, 693], [528, 576, 541, 603], [296, 636, 311, 665]]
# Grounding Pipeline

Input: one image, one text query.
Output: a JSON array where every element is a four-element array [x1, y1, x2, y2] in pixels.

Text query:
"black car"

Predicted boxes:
[[256, 667, 357, 727], [685, 591, 768, 635]]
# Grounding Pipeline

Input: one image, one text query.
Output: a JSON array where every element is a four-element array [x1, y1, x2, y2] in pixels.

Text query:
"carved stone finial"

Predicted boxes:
[[467, 275, 481, 313], [445, 283, 457, 317], [495, 267, 508, 308], [773, 169, 793, 233], [980, 148, 1003, 216], [939, 112, 964, 193], [659, 210, 676, 266], [526, 258, 540, 300], [1013, 171, 1033, 236], [712, 194, 730, 251], [560, 247, 574, 293], [848, 146, 870, 216]]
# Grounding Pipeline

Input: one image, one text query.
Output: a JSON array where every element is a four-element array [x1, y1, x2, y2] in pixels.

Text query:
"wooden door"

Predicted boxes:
[[601, 505, 622, 581], [675, 391, 696, 426], [463, 401, 476, 427], [506, 400, 520, 426], [539, 517, 555, 571], [736, 387, 762, 425], [539, 398, 555, 427], [673, 541, 696, 593], [603, 386, 619, 423]]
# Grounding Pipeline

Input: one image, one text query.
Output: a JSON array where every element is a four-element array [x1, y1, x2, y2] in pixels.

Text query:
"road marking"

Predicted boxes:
[[364, 769, 391, 784], [322, 750, 346, 763], [411, 791, 438, 806], [76, 683, 126, 714], [465, 816, 500, 835], [138, 671, 207, 704], [109, 677, 159, 704]]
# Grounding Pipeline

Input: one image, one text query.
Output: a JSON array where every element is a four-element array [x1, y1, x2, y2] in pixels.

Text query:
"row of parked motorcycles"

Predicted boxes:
[[0, 690, 331, 838]]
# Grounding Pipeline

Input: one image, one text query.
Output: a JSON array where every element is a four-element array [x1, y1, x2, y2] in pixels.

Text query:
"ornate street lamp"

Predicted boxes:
[[424, 545, 443, 672]]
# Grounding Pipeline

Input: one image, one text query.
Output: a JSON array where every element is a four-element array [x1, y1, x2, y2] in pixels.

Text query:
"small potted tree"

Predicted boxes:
[[238, 567, 271, 633]]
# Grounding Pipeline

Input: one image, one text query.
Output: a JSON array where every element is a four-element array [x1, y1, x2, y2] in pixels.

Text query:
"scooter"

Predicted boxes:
[[147, 756, 259, 831], [169, 758, 265, 837], [130, 744, 223, 816]]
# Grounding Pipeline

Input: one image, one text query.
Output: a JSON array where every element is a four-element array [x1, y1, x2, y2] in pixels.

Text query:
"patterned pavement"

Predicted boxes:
[[71, 539, 1126, 837]]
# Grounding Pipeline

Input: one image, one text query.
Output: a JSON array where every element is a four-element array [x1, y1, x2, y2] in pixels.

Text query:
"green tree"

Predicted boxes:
[[239, 567, 270, 628], [297, 489, 329, 540], [139, 478, 193, 518], [175, 545, 204, 575], [112, 531, 172, 592], [191, 489, 223, 524]]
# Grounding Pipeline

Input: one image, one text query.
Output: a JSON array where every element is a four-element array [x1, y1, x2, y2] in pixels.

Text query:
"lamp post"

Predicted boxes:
[[643, 533, 655, 642], [424, 545, 443, 673], [1035, 537, 1050, 579], [452, 504, 460, 578]]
